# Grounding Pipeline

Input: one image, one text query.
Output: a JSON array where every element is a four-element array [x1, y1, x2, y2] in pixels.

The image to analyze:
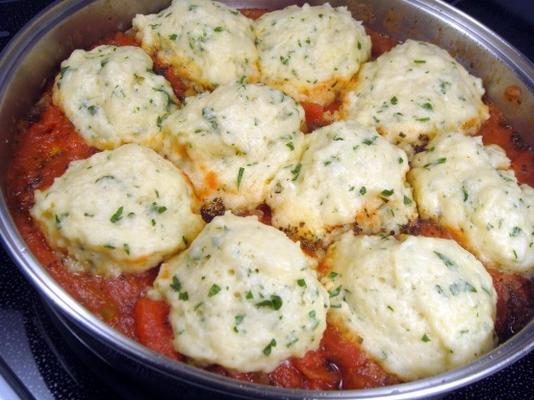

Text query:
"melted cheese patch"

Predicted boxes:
[[342, 40, 489, 150], [255, 3, 371, 105], [31, 144, 204, 277], [53, 45, 178, 150], [152, 212, 328, 372], [322, 233, 496, 381], [267, 120, 417, 243], [133, 0, 258, 88], [409, 133, 534, 272], [162, 83, 305, 210]]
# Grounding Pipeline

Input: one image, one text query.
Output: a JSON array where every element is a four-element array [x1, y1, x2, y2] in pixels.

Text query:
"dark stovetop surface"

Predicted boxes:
[[0, 1, 533, 399]]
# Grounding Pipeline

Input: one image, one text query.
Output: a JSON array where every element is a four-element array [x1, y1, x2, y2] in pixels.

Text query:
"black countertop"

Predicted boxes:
[[0, 1, 533, 399]]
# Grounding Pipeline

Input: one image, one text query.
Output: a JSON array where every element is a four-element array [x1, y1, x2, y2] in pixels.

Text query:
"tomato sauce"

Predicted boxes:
[[299, 28, 396, 132], [134, 297, 181, 359], [93, 31, 139, 48], [96, 32, 189, 100], [163, 321, 395, 390], [5, 104, 158, 338], [4, 11, 533, 391], [367, 28, 398, 59], [406, 219, 534, 342], [239, 8, 268, 20], [490, 270, 534, 342], [480, 104, 534, 187]]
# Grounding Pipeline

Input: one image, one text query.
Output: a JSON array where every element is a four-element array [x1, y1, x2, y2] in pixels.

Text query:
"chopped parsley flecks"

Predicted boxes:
[[423, 157, 447, 169], [156, 115, 164, 128], [256, 294, 283, 310], [449, 280, 477, 295], [286, 337, 299, 348], [415, 116, 430, 122], [308, 310, 319, 330], [110, 206, 124, 223], [482, 286, 492, 296], [237, 75, 247, 86], [202, 107, 218, 130], [327, 271, 338, 279], [291, 164, 302, 181], [208, 284, 221, 297], [463, 282, 477, 293], [59, 66, 70, 79], [237, 167, 245, 189], [263, 338, 277, 356], [329, 285, 342, 298], [87, 105, 98, 115], [233, 314, 245, 333], [57, 66, 70, 88], [169, 276, 189, 300], [95, 175, 115, 183], [510, 226, 522, 237], [362, 136, 377, 146], [439, 80, 451, 94], [434, 251, 457, 269], [154, 87, 174, 110], [435, 284, 447, 297], [54, 213, 68, 227], [151, 202, 167, 214], [170, 276, 182, 292]]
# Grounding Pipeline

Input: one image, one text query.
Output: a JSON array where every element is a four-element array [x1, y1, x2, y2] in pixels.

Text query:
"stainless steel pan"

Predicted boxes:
[[0, 1, 532, 398]]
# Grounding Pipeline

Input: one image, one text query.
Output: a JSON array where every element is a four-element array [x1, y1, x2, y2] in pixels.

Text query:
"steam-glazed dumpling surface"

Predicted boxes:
[[267, 120, 417, 243], [409, 133, 534, 272], [152, 213, 329, 372], [163, 83, 305, 210], [31, 144, 204, 276], [321, 233, 496, 380], [133, 0, 259, 88], [255, 3, 371, 105], [53, 45, 178, 150], [342, 40, 489, 150]]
